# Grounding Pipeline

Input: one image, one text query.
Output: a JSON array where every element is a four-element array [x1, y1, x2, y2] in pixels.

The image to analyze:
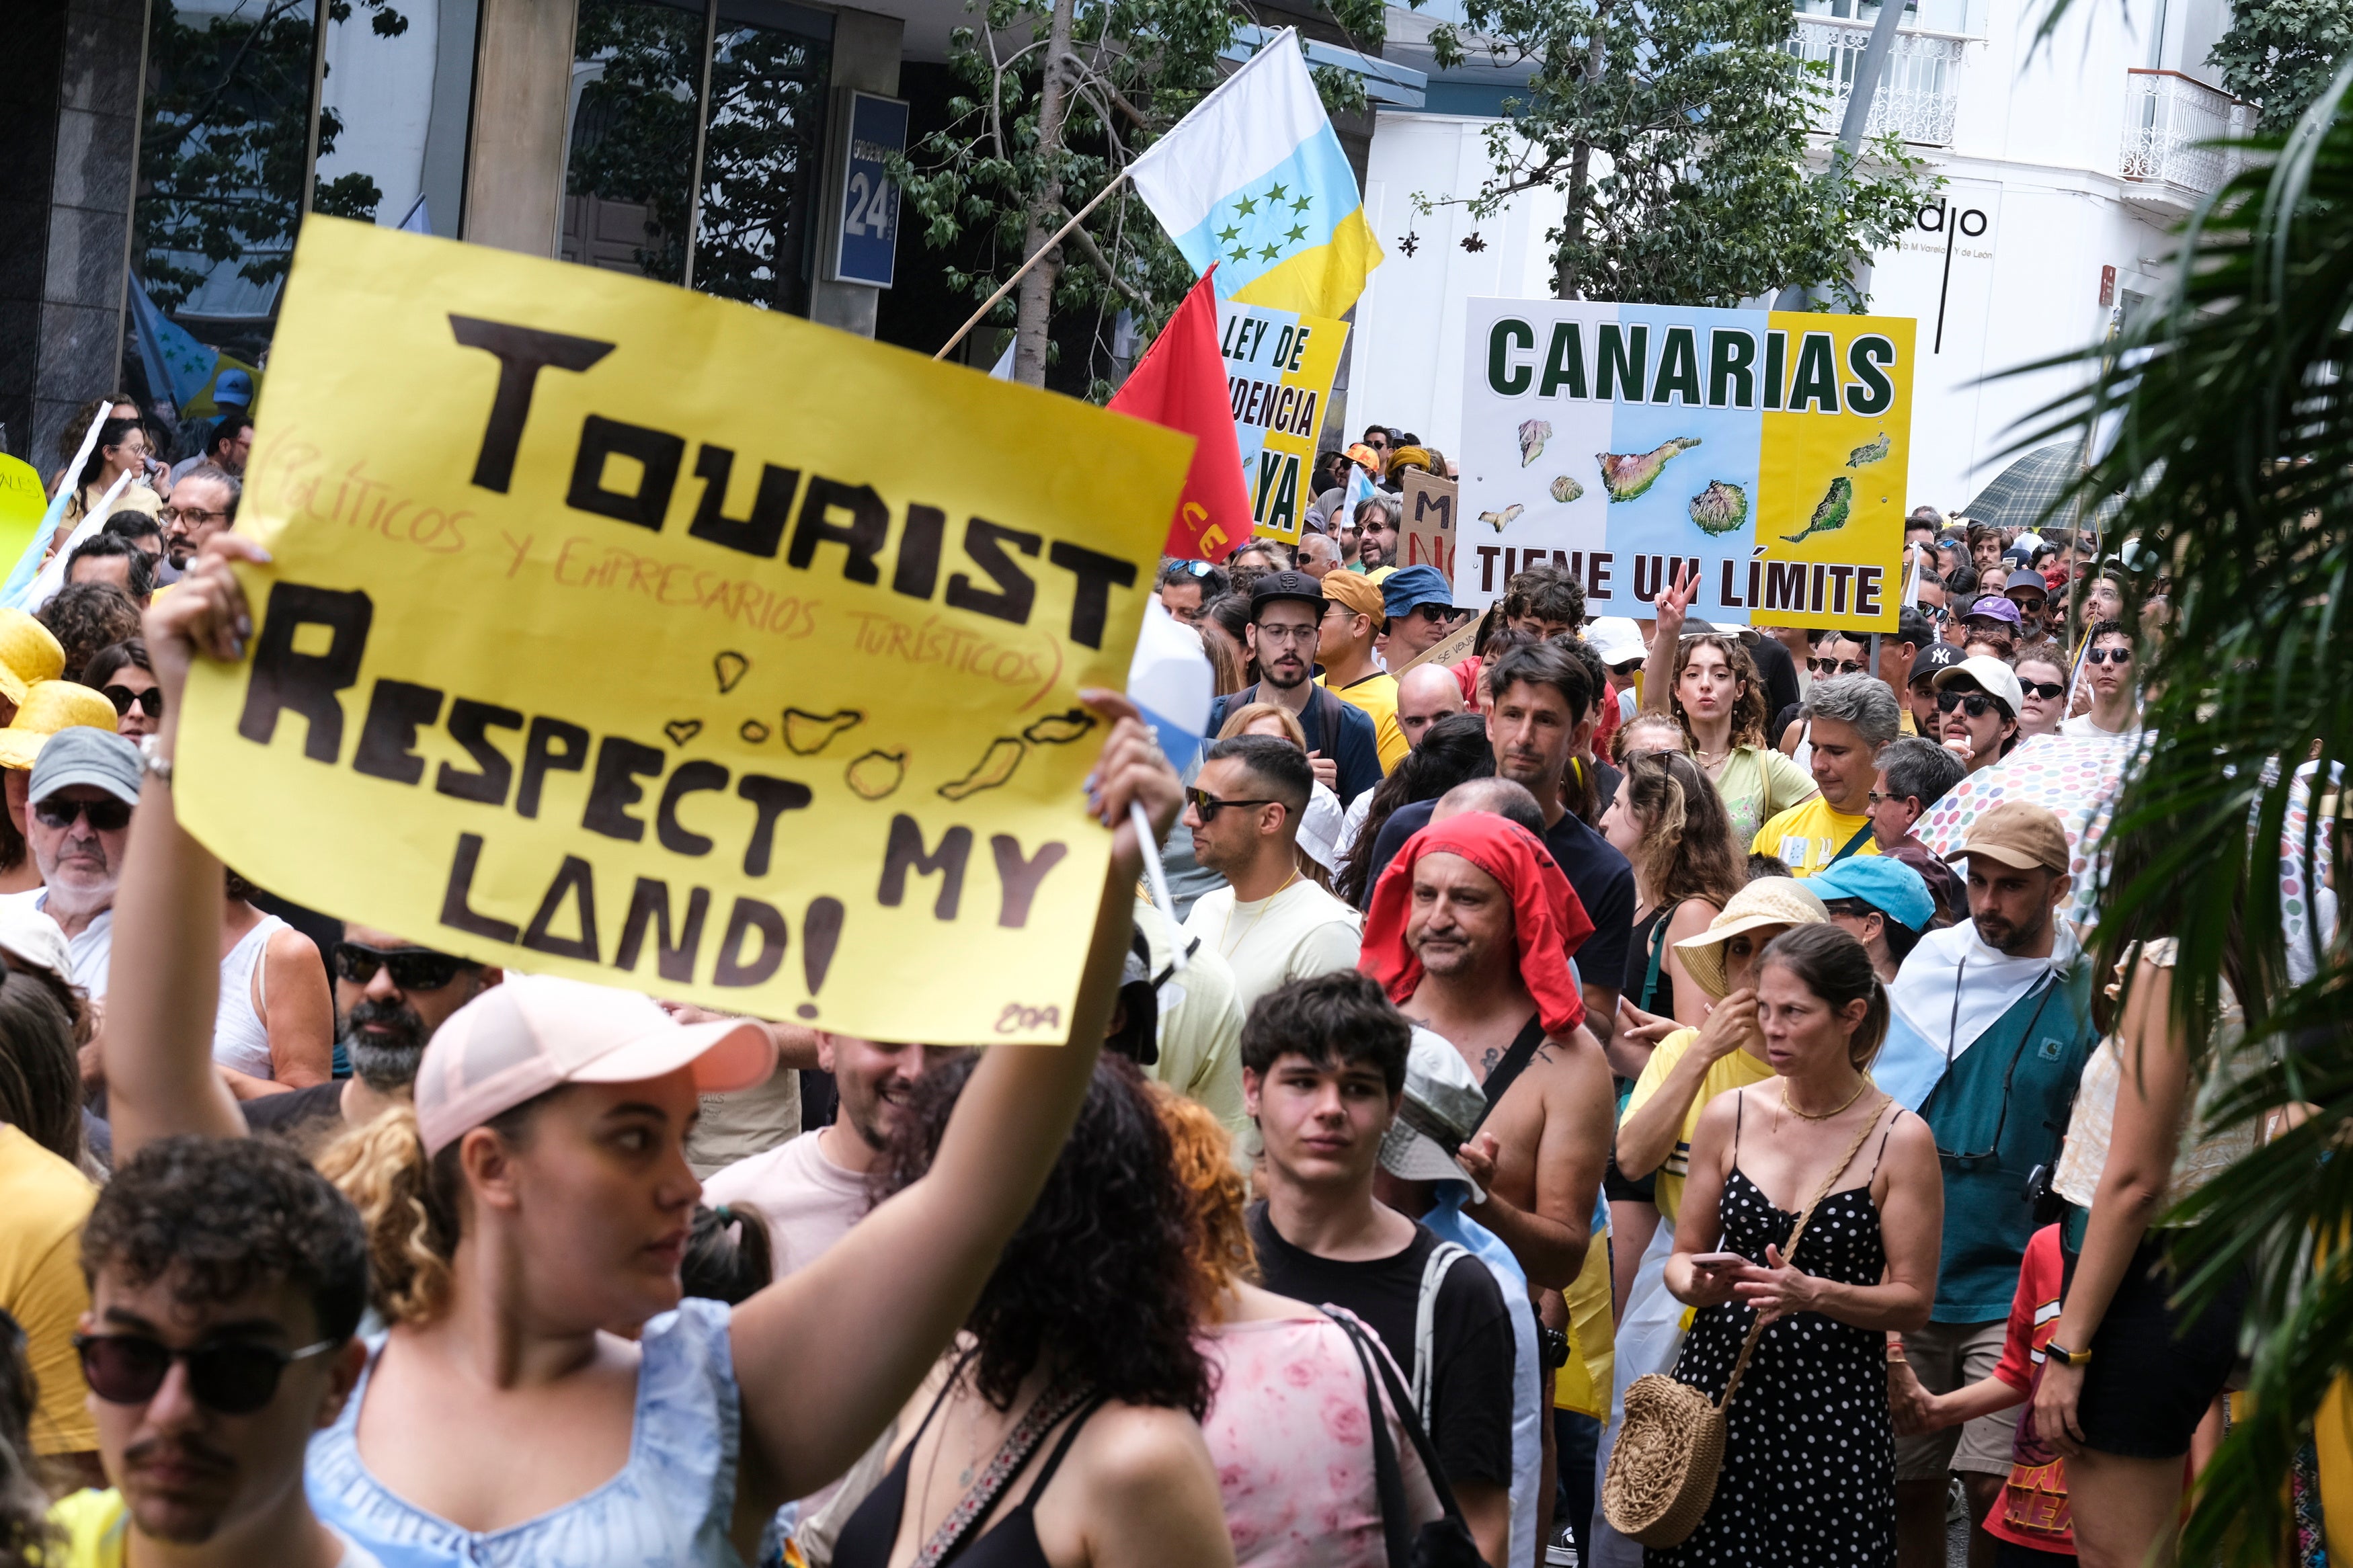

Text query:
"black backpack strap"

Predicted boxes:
[[1467, 1015, 1549, 1135], [1308, 682, 1346, 754], [1332, 1311, 1469, 1555]]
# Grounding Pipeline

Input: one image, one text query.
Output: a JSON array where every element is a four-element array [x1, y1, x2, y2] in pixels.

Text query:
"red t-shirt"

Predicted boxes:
[[1984, 1225, 2073, 1554]]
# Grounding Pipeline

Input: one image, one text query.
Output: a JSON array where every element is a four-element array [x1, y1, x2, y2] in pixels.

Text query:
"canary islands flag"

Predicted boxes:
[[1131, 30, 1382, 321]]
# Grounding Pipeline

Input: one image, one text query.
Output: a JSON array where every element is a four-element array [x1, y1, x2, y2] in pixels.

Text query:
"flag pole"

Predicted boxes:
[[934, 169, 1135, 362]]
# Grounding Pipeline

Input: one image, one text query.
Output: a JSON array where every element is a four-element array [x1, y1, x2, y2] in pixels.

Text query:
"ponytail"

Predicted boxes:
[[315, 1104, 458, 1325]]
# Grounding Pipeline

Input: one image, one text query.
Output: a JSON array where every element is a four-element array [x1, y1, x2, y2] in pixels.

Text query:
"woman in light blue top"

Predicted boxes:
[[102, 533, 1188, 1566]]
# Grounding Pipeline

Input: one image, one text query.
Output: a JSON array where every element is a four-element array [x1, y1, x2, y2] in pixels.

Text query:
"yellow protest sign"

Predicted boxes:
[[1217, 301, 1346, 544], [176, 218, 1191, 1045], [0, 456, 47, 577]]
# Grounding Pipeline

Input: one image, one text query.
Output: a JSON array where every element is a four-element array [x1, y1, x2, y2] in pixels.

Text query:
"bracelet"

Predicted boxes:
[[138, 735, 175, 784]]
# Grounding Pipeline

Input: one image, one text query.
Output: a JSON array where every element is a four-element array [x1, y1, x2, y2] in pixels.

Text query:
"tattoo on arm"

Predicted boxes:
[[1481, 1046, 1501, 1075]]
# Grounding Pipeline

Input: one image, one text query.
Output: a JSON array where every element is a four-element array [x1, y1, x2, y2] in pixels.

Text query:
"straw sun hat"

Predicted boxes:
[[1673, 878, 1831, 1001], [0, 682, 119, 772]]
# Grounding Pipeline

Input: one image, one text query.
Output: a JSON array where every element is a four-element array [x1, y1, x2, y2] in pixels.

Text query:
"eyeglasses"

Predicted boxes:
[[34, 796, 131, 832], [1808, 657, 1866, 675], [1252, 622, 1320, 645], [1865, 790, 1919, 809], [332, 942, 468, 991], [2085, 647, 2131, 665], [102, 684, 163, 718], [2020, 681, 2065, 700], [1936, 689, 2007, 719], [74, 1332, 336, 1415], [158, 506, 230, 528], [1185, 787, 1282, 823]]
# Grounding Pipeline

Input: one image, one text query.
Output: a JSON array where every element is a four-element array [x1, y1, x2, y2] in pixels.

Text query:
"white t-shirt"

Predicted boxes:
[[2060, 711, 2139, 739], [1182, 876, 1363, 1010], [702, 1128, 869, 1280], [0, 889, 111, 998]]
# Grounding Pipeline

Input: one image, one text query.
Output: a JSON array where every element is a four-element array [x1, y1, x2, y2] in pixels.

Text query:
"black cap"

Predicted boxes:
[[1248, 569, 1325, 615], [1911, 641, 1966, 683]]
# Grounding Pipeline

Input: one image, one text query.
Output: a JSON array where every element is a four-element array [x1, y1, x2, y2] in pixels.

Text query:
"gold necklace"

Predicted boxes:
[[1219, 867, 1302, 956], [1783, 1076, 1870, 1122]]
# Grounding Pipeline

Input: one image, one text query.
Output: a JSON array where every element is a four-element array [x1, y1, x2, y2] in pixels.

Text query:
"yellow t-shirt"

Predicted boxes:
[[1750, 795, 1880, 878], [1322, 670, 1408, 773], [1622, 1027, 1776, 1225], [0, 1124, 97, 1456], [47, 1490, 381, 1567]]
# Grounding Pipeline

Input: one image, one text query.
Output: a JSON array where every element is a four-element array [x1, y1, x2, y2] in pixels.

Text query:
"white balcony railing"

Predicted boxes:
[[1789, 16, 1969, 147], [2119, 69, 2256, 206]]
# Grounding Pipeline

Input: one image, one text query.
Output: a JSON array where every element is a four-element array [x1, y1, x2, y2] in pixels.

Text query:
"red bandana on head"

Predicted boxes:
[[1358, 812, 1596, 1038]]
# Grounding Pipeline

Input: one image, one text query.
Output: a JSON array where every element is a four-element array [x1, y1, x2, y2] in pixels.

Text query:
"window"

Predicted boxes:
[[562, 0, 834, 311]]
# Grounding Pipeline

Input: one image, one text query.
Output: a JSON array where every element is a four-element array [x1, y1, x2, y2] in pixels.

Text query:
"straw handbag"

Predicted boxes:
[[1601, 1102, 1886, 1548]]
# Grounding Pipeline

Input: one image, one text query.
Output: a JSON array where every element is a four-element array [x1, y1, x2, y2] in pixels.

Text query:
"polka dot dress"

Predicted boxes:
[[1647, 1149, 1897, 1567]]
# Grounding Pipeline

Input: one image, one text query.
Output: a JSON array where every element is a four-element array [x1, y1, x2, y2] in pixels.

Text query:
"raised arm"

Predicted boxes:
[[108, 535, 272, 1158], [729, 694, 1183, 1503], [1639, 562, 1696, 714], [1616, 993, 1757, 1178]]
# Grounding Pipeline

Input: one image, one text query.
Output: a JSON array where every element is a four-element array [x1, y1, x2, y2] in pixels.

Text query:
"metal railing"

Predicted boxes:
[[2119, 69, 2256, 197], [1788, 16, 1970, 146]]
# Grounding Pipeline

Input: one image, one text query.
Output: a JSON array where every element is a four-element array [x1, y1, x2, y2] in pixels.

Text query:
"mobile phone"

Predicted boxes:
[[1689, 1251, 1747, 1272]]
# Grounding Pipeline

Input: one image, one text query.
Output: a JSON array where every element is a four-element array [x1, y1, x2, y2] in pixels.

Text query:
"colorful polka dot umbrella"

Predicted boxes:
[[1917, 735, 2332, 948], [1915, 734, 2133, 926]]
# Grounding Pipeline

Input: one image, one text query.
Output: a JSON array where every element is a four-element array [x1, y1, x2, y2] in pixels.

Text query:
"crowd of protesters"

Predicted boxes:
[[0, 407, 2333, 1568]]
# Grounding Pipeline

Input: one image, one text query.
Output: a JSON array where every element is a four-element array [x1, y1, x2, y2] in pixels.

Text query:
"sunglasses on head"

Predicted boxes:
[[331, 941, 467, 991], [2021, 680, 2065, 700], [74, 1332, 335, 1415], [2085, 646, 2131, 664], [1936, 688, 2007, 718], [1808, 657, 1866, 675], [1185, 787, 1282, 823], [103, 684, 163, 718], [34, 795, 131, 832]]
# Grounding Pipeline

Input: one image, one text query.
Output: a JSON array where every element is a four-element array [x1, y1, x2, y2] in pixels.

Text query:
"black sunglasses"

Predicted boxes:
[[102, 684, 163, 718], [2021, 680, 2065, 700], [74, 1332, 335, 1415], [332, 942, 468, 991], [2085, 647, 2131, 664], [34, 796, 131, 832], [1404, 604, 1458, 625], [1936, 689, 2006, 718], [1185, 787, 1282, 823], [1808, 657, 1866, 675]]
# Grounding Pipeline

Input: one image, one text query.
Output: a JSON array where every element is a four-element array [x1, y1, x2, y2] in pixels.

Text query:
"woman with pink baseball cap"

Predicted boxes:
[[102, 534, 1190, 1567]]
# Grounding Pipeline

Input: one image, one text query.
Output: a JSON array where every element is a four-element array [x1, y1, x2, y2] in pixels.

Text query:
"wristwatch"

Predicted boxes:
[[138, 734, 174, 784], [2043, 1339, 2092, 1368]]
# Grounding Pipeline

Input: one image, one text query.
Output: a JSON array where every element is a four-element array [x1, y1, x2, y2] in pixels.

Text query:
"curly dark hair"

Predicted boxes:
[[1666, 632, 1770, 752], [1336, 710, 1494, 907], [869, 1055, 1211, 1418], [82, 1136, 370, 1342], [37, 581, 143, 684]]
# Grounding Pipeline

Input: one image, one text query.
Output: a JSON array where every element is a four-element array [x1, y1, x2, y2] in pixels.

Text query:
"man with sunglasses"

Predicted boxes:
[[1154, 559, 1227, 627], [1179, 734, 1361, 1009], [1876, 802, 2096, 1568], [1931, 655, 2023, 776], [52, 1136, 378, 1568], [1205, 572, 1384, 805], [2060, 621, 2141, 738], [1316, 571, 1409, 770], [1378, 565, 1464, 669], [5, 727, 142, 998], [239, 927, 500, 1138], [1906, 642, 1964, 737]]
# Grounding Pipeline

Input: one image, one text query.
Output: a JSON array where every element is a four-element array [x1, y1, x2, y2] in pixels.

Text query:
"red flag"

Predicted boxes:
[[1110, 268, 1253, 563]]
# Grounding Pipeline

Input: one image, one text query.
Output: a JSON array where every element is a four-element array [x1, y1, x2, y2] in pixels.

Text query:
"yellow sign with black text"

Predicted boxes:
[[176, 218, 1191, 1044]]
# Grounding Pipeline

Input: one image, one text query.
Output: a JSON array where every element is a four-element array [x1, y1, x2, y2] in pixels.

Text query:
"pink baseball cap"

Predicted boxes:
[[414, 976, 777, 1156]]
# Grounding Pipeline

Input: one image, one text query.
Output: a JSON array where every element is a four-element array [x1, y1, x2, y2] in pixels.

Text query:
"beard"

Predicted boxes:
[[342, 998, 431, 1091]]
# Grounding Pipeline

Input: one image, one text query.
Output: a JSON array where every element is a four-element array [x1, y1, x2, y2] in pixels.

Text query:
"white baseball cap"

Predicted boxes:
[[413, 975, 776, 1156], [1377, 1027, 1488, 1202], [1584, 617, 1647, 667], [1932, 653, 2025, 719]]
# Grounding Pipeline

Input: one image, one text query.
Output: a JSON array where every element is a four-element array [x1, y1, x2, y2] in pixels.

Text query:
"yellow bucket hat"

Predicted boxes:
[[0, 682, 120, 772], [0, 610, 65, 707], [1673, 877, 1831, 1000]]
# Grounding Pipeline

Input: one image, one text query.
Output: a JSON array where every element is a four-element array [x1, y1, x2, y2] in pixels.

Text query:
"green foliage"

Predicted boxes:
[[891, 0, 1243, 392], [2208, 0, 2353, 132], [1426, 0, 1937, 307], [136, 0, 376, 313], [2014, 60, 2353, 1565], [565, 1, 703, 284]]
